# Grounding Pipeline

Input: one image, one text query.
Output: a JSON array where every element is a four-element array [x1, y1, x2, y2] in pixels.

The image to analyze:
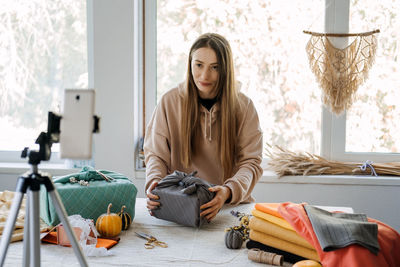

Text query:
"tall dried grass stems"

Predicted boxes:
[[266, 145, 400, 178]]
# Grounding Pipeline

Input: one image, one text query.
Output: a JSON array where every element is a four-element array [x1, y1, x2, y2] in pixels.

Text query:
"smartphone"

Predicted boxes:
[[59, 89, 95, 159]]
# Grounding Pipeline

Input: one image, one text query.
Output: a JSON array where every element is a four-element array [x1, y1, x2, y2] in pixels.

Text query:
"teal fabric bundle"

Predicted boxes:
[[40, 166, 137, 226]]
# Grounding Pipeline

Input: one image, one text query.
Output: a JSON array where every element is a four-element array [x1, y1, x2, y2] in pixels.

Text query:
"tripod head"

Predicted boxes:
[[21, 107, 100, 166], [21, 112, 61, 166]]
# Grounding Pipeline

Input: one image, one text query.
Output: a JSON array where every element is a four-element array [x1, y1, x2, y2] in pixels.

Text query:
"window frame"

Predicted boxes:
[[143, 0, 157, 132], [322, 0, 400, 162], [143, 0, 400, 163], [0, 151, 63, 164]]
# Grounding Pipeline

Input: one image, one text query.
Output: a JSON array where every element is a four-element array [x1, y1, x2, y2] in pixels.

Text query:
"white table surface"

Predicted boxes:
[[3, 198, 284, 267]]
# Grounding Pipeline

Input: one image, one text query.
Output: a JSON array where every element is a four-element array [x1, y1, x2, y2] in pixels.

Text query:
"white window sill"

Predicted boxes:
[[132, 169, 400, 187], [259, 170, 400, 186], [0, 162, 78, 176], [2, 164, 399, 187]]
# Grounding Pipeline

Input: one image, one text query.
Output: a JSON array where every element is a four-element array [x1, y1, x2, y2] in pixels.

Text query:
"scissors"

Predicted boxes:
[[135, 232, 168, 249]]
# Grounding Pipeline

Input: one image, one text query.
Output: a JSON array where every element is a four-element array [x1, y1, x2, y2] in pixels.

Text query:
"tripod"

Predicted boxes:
[[0, 129, 88, 266]]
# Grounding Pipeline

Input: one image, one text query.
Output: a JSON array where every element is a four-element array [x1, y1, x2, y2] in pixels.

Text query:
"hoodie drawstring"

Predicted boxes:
[[203, 110, 212, 142], [209, 111, 212, 141], [204, 112, 207, 139]]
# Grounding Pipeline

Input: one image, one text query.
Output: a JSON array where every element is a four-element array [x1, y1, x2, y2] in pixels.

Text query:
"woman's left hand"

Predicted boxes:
[[200, 185, 231, 222]]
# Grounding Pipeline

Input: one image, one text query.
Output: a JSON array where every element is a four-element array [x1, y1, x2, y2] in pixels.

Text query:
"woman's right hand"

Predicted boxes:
[[146, 180, 160, 215]]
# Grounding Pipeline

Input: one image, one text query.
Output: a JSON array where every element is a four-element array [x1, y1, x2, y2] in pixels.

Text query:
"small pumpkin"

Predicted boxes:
[[95, 203, 122, 237], [118, 205, 132, 230], [225, 228, 244, 249], [293, 260, 322, 267]]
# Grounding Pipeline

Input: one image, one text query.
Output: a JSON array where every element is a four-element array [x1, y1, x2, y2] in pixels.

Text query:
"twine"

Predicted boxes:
[[248, 248, 283, 266], [359, 160, 378, 176]]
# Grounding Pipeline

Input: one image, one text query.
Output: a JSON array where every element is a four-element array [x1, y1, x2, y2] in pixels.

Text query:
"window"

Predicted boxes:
[[327, 0, 400, 162], [145, 0, 400, 163], [346, 0, 400, 154], [0, 0, 88, 163], [155, 0, 324, 156]]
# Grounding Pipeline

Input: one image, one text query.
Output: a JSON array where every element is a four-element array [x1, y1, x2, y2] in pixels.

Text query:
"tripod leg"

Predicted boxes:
[[29, 190, 41, 267], [0, 192, 25, 266], [48, 190, 88, 267], [23, 192, 30, 267]]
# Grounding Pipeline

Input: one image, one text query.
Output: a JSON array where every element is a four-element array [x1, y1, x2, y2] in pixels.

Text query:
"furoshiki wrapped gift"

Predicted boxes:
[[151, 171, 215, 227], [40, 166, 137, 226]]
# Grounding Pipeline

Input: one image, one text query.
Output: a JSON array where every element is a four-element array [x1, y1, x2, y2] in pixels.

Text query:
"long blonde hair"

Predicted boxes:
[[180, 33, 238, 178]]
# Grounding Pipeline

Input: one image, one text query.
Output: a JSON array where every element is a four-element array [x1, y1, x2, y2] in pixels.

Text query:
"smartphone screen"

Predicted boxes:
[[59, 89, 95, 159]]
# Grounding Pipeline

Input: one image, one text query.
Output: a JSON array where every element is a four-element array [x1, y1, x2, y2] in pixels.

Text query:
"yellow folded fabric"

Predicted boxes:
[[249, 216, 314, 250], [250, 229, 320, 261], [0, 191, 50, 242], [0, 191, 26, 231], [252, 209, 294, 231]]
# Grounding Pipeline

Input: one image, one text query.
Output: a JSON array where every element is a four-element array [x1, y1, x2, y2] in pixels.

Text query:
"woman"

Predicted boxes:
[[144, 33, 263, 222]]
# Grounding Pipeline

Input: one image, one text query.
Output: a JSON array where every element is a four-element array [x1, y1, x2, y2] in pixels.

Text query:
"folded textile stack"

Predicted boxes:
[[0, 191, 50, 242], [248, 203, 320, 262], [279, 203, 400, 267], [258, 202, 400, 267]]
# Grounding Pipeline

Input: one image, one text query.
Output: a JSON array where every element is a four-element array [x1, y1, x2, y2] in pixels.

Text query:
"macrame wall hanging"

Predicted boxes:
[[303, 29, 380, 115]]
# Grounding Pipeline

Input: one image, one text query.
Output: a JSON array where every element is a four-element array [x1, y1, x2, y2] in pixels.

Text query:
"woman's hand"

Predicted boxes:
[[146, 180, 160, 215], [200, 185, 231, 222]]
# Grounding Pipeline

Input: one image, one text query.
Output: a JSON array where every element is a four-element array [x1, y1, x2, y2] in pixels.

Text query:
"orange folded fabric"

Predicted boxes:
[[96, 237, 119, 249], [255, 203, 283, 218], [41, 231, 118, 249]]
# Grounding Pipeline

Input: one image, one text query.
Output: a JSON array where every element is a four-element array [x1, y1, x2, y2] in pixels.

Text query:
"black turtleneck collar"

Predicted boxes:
[[198, 96, 219, 111]]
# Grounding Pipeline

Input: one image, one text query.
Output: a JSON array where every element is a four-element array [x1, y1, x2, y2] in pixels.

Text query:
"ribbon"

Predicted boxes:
[[359, 160, 378, 176]]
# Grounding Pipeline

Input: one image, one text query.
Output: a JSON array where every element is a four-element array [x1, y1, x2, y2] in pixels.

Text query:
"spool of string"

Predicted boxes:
[[248, 248, 283, 266]]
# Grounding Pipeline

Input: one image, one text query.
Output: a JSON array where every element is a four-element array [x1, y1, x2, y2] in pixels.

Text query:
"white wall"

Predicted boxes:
[[91, 0, 136, 180], [89, 0, 147, 197]]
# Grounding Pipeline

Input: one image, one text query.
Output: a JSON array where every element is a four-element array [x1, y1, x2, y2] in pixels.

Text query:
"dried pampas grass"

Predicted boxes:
[[266, 145, 400, 178]]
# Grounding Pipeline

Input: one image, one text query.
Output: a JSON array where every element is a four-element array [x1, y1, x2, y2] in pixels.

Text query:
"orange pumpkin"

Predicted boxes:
[[293, 260, 322, 267], [95, 203, 122, 237]]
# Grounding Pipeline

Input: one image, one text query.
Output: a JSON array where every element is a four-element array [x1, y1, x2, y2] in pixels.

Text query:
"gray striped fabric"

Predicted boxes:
[[304, 205, 380, 254], [151, 171, 215, 227]]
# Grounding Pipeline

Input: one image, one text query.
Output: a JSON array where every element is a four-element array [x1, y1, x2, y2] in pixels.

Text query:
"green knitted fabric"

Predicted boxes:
[[40, 166, 137, 226]]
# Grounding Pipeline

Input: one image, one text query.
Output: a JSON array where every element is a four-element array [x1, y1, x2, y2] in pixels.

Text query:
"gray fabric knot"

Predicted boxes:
[[156, 171, 215, 200]]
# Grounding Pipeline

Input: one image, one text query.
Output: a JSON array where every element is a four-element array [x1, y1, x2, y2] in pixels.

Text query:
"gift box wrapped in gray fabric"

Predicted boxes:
[[151, 171, 215, 227]]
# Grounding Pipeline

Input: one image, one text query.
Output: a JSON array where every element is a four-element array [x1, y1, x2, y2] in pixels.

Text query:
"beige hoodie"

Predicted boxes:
[[144, 83, 263, 204]]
